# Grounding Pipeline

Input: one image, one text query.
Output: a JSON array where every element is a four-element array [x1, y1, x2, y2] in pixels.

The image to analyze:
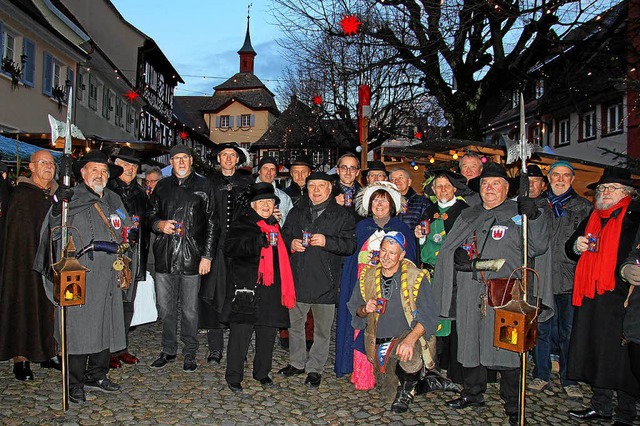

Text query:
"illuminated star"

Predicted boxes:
[[340, 15, 362, 36]]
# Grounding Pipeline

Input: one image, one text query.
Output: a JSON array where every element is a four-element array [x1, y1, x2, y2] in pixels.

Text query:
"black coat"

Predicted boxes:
[[108, 178, 150, 282], [147, 172, 218, 275], [220, 210, 290, 328], [565, 200, 640, 396], [283, 182, 305, 207], [282, 197, 356, 304]]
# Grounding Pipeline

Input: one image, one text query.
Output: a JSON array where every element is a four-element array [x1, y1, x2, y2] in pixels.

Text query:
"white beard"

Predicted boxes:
[[92, 183, 104, 194], [175, 169, 189, 178]]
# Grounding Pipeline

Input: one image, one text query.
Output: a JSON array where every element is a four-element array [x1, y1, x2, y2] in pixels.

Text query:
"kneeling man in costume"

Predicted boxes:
[[348, 231, 437, 413]]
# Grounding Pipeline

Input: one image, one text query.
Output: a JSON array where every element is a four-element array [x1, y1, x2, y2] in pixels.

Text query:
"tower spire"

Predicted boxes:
[[238, 3, 257, 74]]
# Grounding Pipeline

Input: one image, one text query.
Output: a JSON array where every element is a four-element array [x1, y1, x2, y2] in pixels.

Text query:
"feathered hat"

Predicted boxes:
[[355, 181, 407, 217]]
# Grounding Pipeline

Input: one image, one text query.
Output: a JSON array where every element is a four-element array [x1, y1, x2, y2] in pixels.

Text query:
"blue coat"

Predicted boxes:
[[334, 217, 416, 377]]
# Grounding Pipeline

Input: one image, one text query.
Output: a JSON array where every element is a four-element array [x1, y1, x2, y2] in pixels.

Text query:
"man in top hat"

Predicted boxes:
[[284, 155, 313, 206], [566, 167, 640, 425], [414, 169, 469, 389], [0, 150, 61, 381], [348, 231, 438, 413], [148, 144, 217, 372], [199, 142, 253, 365], [255, 156, 293, 226], [35, 150, 133, 403], [280, 171, 357, 389], [107, 146, 149, 368], [362, 160, 388, 186], [432, 162, 550, 426], [534, 160, 591, 398]]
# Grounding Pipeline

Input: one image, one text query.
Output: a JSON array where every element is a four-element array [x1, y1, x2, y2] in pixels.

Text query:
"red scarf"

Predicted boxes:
[[256, 219, 296, 309], [573, 196, 631, 306]]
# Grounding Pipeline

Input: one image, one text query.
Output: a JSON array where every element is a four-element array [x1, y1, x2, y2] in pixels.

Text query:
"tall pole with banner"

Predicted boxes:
[[358, 85, 370, 167]]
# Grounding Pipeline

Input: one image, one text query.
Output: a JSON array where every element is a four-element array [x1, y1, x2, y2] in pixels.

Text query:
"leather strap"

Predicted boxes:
[[93, 203, 118, 242]]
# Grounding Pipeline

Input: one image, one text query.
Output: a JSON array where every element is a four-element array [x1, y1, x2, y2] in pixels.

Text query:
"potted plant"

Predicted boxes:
[[52, 85, 66, 111], [1, 56, 24, 90]]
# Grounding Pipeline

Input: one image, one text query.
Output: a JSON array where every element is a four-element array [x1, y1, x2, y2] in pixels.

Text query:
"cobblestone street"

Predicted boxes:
[[0, 320, 637, 425]]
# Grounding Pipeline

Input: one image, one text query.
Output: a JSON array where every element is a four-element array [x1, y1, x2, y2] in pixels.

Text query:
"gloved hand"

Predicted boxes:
[[621, 263, 640, 286], [127, 228, 139, 245], [517, 196, 540, 220], [51, 184, 74, 216], [454, 247, 473, 272]]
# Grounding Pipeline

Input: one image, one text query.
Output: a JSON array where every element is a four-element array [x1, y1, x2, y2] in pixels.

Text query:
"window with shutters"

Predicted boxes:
[[2, 30, 15, 63], [240, 114, 251, 127], [88, 75, 99, 110], [21, 39, 35, 87], [219, 115, 230, 128], [115, 98, 124, 127]]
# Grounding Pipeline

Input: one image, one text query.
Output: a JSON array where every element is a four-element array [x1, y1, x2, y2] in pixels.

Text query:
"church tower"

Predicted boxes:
[[238, 12, 256, 74]]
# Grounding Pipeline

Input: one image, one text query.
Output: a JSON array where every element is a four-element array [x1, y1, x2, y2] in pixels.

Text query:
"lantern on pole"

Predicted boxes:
[[53, 236, 89, 307]]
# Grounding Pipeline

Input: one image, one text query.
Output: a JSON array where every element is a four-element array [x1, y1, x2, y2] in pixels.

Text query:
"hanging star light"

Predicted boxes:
[[414, 131, 423, 139], [180, 131, 189, 140], [312, 95, 323, 105], [340, 15, 362, 36], [124, 90, 140, 103]]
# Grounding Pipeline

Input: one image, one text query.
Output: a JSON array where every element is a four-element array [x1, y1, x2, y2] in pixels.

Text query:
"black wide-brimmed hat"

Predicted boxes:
[[362, 160, 388, 181], [73, 150, 123, 178], [586, 167, 640, 190], [467, 162, 517, 193], [287, 154, 314, 169], [215, 142, 247, 164], [258, 156, 278, 169], [249, 182, 280, 204], [423, 169, 468, 196], [111, 146, 140, 165]]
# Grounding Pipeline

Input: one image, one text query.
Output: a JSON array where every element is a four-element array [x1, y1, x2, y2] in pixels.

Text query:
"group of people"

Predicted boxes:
[[0, 146, 638, 424]]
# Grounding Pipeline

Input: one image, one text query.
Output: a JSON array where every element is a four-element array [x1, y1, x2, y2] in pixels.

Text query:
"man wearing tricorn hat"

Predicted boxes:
[[414, 168, 469, 389], [148, 144, 217, 373], [107, 146, 149, 369], [432, 162, 550, 426], [199, 142, 253, 365], [35, 150, 134, 403], [566, 167, 640, 425]]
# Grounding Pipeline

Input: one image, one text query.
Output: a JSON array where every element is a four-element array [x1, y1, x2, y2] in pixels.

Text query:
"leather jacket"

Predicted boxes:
[[107, 177, 150, 282], [147, 172, 218, 275]]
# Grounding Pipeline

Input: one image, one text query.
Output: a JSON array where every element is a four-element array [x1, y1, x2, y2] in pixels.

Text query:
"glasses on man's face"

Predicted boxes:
[[596, 185, 624, 193], [33, 160, 55, 167], [145, 179, 160, 185], [171, 155, 191, 163], [339, 165, 358, 173]]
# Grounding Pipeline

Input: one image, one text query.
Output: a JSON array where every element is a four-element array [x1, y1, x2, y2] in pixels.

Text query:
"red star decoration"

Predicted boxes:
[[415, 131, 423, 139], [312, 95, 323, 105], [180, 131, 189, 140], [124, 90, 139, 102], [340, 15, 362, 36]]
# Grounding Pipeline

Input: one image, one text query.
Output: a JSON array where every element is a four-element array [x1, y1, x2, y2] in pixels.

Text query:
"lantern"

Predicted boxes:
[[493, 281, 538, 353], [53, 236, 89, 307]]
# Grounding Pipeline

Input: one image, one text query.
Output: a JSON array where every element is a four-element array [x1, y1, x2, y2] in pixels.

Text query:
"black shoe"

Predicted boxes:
[[278, 364, 305, 377], [183, 354, 197, 372], [207, 350, 222, 364], [568, 408, 613, 420], [415, 372, 461, 394], [304, 372, 321, 388], [40, 356, 62, 371], [150, 352, 177, 368], [227, 382, 243, 392], [445, 396, 485, 409], [390, 384, 415, 413], [69, 386, 86, 403], [258, 377, 276, 388], [13, 361, 34, 381], [85, 378, 121, 392]]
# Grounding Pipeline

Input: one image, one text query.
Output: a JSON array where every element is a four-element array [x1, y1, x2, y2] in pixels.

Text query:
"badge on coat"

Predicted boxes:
[[490, 225, 508, 240], [110, 214, 122, 230]]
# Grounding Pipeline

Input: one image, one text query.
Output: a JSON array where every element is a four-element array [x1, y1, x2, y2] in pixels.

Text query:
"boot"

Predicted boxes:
[[390, 367, 419, 413], [415, 371, 461, 395]]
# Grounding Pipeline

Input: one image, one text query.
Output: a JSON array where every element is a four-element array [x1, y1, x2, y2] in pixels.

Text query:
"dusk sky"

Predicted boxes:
[[110, 0, 287, 99]]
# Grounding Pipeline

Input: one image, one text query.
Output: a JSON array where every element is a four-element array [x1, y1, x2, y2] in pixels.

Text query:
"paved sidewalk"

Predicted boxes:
[[0, 321, 635, 425]]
